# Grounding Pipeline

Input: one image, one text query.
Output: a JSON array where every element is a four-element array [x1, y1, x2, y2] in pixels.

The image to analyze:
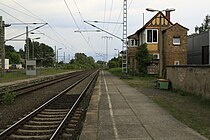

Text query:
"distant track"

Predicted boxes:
[[0, 70, 85, 100]]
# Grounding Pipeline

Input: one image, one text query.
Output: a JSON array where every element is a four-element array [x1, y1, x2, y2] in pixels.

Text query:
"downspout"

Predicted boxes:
[[209, 30, 210, 64]]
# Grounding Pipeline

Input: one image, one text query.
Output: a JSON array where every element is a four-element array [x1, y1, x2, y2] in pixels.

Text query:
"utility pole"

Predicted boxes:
[[122, 0, 128, 74], [54, 46, 56, 68], [64, 52, 65, 63], [26, 26, 29, 60], [0, 16, 5, 77], [101, 36, 112, 63]]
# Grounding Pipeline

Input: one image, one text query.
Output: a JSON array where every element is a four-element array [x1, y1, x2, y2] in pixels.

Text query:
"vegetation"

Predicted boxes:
[[107, 57, 121, 68], [5, 45, 21, 64], [109, 68, 210, 139], [28, 40, 55, 67], [108, 67, 122, 77], [68, 53, 97, 69], [135, 43, 152, 75], [0, 69, 70, 83], [195, 14, 210, 33], [2, 90, 16, 105]]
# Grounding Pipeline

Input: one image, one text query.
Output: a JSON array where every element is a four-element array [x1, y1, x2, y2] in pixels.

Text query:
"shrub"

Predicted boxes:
[[2, 90, 16, 105]]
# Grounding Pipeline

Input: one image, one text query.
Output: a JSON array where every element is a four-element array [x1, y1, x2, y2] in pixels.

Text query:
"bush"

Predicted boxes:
[[2, 90, 16, 105]]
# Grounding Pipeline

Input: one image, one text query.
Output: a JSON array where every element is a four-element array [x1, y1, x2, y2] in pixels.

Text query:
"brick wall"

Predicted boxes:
[[163, 23, 188, 66], [167, 66, 210, 99]]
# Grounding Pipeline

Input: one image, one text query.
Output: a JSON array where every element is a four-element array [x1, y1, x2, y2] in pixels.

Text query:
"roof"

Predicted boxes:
[[136, 11, 173, 34], [127, 32, 138, 39], [162, 23, 189, 32]]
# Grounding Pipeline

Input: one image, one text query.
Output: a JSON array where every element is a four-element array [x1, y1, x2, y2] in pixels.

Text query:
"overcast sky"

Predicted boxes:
[[1, 0, 210, 62]]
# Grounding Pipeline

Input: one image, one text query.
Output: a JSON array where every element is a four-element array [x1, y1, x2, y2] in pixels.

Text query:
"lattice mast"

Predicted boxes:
[[122, 0, 127, 74]]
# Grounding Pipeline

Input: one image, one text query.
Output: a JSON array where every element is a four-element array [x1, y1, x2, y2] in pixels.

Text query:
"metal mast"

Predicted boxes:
[[122, 0, 127, 74]]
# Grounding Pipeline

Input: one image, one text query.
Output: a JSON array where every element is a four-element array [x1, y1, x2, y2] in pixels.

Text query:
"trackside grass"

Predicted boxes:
[[0, 69, 71, 83], [109, 68, 210, 139]]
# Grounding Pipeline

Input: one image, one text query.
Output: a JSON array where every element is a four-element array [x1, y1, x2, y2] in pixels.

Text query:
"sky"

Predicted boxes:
[[1, 0, 210, 62]]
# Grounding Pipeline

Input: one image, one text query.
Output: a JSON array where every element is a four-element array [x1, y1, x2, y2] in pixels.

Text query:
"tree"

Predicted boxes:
[[195, 15, 210, 33], [70, 53, 96, 69], [135, 43, 152, 74], [25, 41, 55, 67], [5, 45, 21, 64], [107, 57, 120, 68]]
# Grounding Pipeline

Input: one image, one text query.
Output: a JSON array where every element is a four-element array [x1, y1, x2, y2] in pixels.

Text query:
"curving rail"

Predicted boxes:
[[0, 69, 99, 139]]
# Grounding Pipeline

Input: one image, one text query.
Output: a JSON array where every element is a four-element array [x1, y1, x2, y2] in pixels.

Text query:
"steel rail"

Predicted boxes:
[[50, 69, 99, 139], [0, 70, 85, 99], [0, 70, 97, 139]]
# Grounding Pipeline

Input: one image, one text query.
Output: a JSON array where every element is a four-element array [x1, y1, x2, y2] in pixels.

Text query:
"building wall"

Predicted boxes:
[[128, 47, 138, 73], [147, 44, 159, 52], [163, 24, 188, 66], [187, 31, 210, 64], [167, 66, 210, 99]]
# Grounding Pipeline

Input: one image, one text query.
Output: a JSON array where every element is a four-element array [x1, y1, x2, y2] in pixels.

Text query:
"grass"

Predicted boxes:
[[2, 90, 16, 105], [109, 68, 210, 139], [0, 68, 72, 83]]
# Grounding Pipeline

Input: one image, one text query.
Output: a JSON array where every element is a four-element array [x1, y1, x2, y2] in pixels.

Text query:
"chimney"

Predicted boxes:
[[165, 11, 170, 21]]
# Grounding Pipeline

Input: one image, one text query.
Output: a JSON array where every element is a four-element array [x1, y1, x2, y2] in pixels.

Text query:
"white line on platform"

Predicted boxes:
[[102, 70, 119, 139]]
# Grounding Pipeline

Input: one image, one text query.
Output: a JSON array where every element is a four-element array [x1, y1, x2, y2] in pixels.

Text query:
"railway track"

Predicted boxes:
[[0, 70, 86, 99], [0, 69, 99, 139]]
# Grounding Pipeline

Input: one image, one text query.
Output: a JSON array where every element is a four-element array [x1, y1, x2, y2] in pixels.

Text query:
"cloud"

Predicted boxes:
[[2, 0, 210, 61]]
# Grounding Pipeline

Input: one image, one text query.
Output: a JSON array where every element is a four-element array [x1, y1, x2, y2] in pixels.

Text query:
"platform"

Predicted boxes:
[[80, 70, 207, 140]]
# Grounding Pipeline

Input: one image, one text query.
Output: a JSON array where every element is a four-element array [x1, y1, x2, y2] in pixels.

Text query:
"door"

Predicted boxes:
[[202, 46, 209, 64]]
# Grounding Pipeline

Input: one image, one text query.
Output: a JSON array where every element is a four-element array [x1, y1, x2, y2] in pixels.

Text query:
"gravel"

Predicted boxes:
[[0, 72, 91, 133]]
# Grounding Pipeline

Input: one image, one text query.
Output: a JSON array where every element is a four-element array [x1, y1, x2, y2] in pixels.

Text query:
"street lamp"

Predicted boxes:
[[0, 16, 11, 77], [57, 48, 62, 63], [146, 8, 175, 12], [30, 32, 45, 35], [114, 48, 119, 57], [146, 8, 175, 78], [30, 37, 40, 59], [114, 48, 120, 67]]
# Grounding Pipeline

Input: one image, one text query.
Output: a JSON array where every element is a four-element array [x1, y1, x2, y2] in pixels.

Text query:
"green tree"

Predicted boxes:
[[195, 15, 210, 33], [36, 43, 55, 67], [135, 43, 152, 74], [108, 57, 119, 68], [70, 53, 96, 69], [18, 48, 25, 59], [5, 45, 21, 64], [25, 41, 55, 67]]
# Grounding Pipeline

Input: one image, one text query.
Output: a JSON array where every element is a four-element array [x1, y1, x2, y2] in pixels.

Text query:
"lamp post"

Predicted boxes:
[[146, 8, 175, 78], [30, 37, 40, 59], [57, 48, 62, 63], [30, 32, 44, 60], [114, 48, 120, 67], [0, 16, 11, 77], [102, 36, 112, 64]]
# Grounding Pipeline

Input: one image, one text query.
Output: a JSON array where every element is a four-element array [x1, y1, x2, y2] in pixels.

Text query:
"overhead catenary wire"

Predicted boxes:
[[72, 0, 100, 53], [107, 0, 114, 30], [63, 0, 99, 54], [5, 0, 77, 53], [0, 2, 40, 21]]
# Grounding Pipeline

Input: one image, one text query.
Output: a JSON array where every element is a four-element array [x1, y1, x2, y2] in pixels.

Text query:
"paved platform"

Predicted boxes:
[[80, 70, 207, 140]]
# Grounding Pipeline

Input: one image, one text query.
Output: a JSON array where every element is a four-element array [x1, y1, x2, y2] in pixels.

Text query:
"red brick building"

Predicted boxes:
[[127, 11, 188, 76]]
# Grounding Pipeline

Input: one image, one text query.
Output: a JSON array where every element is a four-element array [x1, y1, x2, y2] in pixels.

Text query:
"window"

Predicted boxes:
[[131, 39, 134, 46], [153, 30, 158, 42], [147, 30, 152, 42], [173, 37, 180, 45], [146, 29, 158, 43], [174, 61, 180, 65], [153, 53, 159, 60], [135, 40, 138, 46]]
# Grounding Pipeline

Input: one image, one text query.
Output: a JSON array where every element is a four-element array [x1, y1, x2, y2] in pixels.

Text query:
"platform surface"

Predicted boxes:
[[80, 70, 207, 140]]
